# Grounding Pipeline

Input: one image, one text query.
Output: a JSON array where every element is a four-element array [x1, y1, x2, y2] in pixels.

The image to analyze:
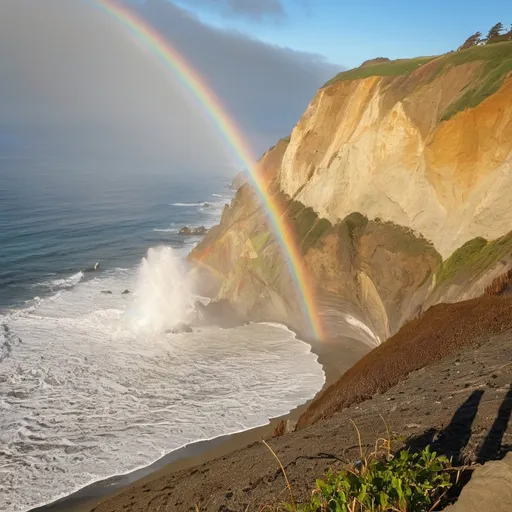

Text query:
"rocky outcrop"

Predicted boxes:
[[190, 179, 441, 342], [279, 44, 512, 258], [189, 43, 512, 345], [179, 226, 208, 236], [231, 172, 248, 190]]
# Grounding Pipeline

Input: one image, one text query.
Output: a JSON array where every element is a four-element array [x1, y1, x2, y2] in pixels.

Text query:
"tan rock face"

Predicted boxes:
[[279, 73, 512, 258], [191, 186, 441, 345], [190, 53, 512, 344]]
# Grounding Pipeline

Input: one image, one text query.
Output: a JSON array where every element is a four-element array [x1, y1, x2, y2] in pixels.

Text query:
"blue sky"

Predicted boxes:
[[174, 0, 512, 68]]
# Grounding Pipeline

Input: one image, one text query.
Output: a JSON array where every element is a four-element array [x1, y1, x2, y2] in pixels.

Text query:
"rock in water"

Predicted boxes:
[[101, 290, 112, 295], [122, 289, 130, 295], [178, 226, 192, 235], [178, 226, 208, 235], [165, 323, 193, 334]]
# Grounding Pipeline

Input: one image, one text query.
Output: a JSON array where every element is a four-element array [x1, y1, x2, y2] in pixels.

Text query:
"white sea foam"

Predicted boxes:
[[0, 247, 325, 512], [34, 271, 84, 291]]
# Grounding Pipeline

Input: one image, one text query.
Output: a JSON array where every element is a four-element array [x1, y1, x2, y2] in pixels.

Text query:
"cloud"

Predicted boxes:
[[177, 0, 285, 21], [0, 0, 341, 169], [136, 0, 340, 151]]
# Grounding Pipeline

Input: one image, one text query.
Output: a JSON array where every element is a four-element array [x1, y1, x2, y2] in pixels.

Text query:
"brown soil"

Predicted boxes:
[[298, 296, 512, 428], [81, 296, 512, 512]]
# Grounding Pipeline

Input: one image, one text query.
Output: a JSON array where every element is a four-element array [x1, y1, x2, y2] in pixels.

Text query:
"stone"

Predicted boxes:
[[178, 226, 208, 235], [444, 453, 512, 512], [191, 226, 208, 235], [165, 323, 193, 334], [178, 226, 192, 235]]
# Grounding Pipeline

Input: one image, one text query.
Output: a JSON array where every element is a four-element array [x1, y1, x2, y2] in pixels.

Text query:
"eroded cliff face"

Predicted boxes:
[[190, 44, 512, 345], [190, 167, 441, 344], [280, 58, 512, 258]]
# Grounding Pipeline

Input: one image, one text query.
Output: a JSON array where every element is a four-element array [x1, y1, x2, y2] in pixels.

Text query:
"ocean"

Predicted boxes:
[[0, 155, 325, 512]]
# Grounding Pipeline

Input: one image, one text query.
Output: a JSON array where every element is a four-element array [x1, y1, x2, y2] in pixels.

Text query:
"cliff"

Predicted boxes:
[[190, 42, 512, 345], [280, 43, 512, 258]]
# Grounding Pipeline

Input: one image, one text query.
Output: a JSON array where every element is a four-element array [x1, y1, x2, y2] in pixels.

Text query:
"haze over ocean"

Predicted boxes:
[[0, 146, 233, 309]]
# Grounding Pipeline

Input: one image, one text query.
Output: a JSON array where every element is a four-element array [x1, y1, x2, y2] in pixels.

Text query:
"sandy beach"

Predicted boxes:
[[32, 335, 369, 512]]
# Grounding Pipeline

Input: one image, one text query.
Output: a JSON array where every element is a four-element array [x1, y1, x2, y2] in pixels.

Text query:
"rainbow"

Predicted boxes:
[[92, 0, 324, 339]]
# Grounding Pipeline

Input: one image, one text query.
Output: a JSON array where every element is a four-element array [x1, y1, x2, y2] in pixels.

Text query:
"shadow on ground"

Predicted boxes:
[[407, 388, 512, 464]]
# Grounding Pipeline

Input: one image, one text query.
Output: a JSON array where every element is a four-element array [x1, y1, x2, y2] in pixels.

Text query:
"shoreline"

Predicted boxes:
[[32, 335, 369, 512]]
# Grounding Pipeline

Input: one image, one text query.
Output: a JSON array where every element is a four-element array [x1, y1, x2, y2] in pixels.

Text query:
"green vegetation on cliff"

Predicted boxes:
[[323, 56, 435, 87], [436, 232, 512, 286], [323, 41, 512, 120], [438, 41, 512, 119], [280, 195, 332, 255], [285, 446, 453, 512]]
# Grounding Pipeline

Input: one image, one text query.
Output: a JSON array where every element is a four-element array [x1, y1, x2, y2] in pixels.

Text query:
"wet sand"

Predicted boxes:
[[33, 336, 369, 512]]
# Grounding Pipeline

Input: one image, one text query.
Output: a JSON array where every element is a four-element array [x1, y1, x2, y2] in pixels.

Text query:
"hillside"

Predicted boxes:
[[189, 41, 512, 344], [280, 42, 512, 258], [88, 297, 512, 511]]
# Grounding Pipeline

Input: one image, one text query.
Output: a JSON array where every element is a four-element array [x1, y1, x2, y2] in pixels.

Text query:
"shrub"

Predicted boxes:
[[287, 446, 452, 512]]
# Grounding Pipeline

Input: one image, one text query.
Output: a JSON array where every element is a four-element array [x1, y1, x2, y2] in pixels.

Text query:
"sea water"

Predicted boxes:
[[0, 157, 325, 511]]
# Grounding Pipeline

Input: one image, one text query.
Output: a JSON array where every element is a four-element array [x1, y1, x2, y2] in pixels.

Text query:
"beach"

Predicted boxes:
[[33, 335, 369, 512]]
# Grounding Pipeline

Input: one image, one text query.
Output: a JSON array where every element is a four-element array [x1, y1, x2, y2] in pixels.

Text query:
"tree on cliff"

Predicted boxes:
[[486, 22, 505, 42], [458, 32, 482, 51]]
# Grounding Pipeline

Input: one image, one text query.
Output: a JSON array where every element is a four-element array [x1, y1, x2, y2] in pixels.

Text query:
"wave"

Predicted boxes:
[[171, 201, 225, 208], [35, 271, 84, 291], [153, 228, 177, 233], [0, 263, 325, 512]]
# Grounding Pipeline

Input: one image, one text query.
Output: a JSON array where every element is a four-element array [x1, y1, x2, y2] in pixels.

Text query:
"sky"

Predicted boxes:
[[0, 0, 338, 171], [0, 0, 510, 173], [176, 0, 512, 68]]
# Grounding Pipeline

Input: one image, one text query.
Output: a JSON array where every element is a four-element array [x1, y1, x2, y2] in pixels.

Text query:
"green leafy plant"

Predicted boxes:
[[286, 446, 452, 512]]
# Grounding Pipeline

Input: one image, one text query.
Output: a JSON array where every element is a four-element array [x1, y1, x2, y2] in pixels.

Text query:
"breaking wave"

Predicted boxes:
[[34, 271, 84, 291], [0, 246, 325, 512]]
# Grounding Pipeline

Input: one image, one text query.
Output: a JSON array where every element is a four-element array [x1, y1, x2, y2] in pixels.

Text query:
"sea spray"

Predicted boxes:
[[0, 262, 326, 512], [129, 246, 194, 333]]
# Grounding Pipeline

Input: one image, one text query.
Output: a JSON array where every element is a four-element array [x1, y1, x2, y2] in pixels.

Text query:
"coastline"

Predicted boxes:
[[32, 335, 369, 512]]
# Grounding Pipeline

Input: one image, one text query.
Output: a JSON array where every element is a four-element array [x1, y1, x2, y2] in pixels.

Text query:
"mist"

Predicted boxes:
[[0, 0, 339, 176]]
